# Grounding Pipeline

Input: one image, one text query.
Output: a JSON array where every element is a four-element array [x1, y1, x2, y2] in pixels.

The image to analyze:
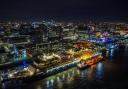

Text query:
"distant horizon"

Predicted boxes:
[[0, 17, 128, 23]]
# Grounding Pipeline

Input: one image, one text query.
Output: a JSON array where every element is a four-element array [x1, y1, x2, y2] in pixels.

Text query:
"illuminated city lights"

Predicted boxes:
[[0, 20, 128, 89]]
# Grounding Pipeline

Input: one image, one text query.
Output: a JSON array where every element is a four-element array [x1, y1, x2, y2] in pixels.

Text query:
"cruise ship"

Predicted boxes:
[[1, 52, 80, 83]]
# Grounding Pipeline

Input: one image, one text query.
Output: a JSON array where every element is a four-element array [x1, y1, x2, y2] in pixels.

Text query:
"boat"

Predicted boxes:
[[1, 52, 80, 83], [77, 53, 103, 69]]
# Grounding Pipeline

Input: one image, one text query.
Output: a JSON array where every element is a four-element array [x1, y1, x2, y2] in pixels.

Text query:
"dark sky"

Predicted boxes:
[[0, 0, 128, 22]]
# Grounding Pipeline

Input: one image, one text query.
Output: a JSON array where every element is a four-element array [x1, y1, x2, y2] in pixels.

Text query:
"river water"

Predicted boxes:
[[1, 46, 128, 89]]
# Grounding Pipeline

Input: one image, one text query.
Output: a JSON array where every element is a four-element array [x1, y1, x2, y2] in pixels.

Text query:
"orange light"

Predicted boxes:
[[113, 30, 128, 33]]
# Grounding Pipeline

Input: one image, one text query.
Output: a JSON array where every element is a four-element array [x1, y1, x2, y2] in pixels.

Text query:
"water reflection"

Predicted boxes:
[[43, 64, 104, 89], [109, 49, 114, 60], [44, 68, 78, 89], [97, 62, 103, 76]]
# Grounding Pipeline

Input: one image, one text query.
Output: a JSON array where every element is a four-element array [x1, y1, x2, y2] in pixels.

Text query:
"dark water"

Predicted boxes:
[[2, 47, 128, 89]]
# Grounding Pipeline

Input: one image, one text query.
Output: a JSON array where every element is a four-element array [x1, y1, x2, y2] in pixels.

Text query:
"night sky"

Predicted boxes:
[[0, 0, 128, 22]]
